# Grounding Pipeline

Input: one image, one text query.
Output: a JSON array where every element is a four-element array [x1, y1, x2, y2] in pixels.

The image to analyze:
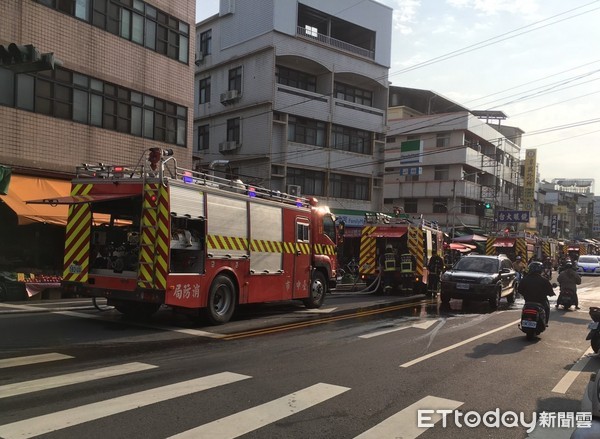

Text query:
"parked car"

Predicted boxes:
[[440, 254, 517, 309], [576, 255, 600, 276]]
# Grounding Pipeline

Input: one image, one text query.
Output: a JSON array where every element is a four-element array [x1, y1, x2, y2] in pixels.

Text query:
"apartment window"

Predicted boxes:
[[329, 173, 370, 201], [436, 132, 451, 148], [404, 199, 418, 213], [199, 77, 210, 104], [305, 25, 318, 37], [334, 82, 372, 107], [331, 125, 372, 154], [4, 68, 187, 146], [199, 29, 212, 56], [434, 165, 449, 181], [197, 124, 209, 150], [287, 167, 325, 196], [433, 198, 447, 213], [287, 116, 325, 147], [276, 66, 316, 92], [228, 67, 242, 92], [37, 0, 189, 63], [226, 118, 240, 143]]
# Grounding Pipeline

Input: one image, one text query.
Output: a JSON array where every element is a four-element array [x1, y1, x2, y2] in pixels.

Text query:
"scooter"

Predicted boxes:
[[587, 307, 600, 353], [542, 267, 552, 280], [556, 287, 576, 310], [519, 302, 547, 340]]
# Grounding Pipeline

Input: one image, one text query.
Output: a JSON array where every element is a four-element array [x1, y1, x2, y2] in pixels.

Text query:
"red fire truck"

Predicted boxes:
[[30, 149, 338, 324]]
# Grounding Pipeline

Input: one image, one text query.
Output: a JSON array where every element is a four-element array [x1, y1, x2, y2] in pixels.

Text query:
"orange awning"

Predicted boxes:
[[27, 193, 137, 205], [0, 175, 71, 225]]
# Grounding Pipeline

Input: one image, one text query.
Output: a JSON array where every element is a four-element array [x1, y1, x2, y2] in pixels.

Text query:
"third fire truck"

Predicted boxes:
[[357, 213, 444, 294], [29, 149, 338, 324]]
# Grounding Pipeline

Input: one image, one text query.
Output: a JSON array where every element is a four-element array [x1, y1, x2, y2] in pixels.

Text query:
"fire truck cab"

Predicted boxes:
[[30, 149, 338, 324]]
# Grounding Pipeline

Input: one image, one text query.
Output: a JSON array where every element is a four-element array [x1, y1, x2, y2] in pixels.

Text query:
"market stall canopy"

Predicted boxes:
[[0, 175, 71, 225], [449, 243, 472, 252], [452, 234, 488, 243]]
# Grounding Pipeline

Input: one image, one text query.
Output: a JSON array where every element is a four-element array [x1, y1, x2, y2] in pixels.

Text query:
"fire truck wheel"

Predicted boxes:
[[304, 271, 326, 309], [205, 275, 237, 325]]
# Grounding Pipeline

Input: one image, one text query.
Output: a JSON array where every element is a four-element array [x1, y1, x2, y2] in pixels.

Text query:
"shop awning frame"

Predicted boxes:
[[26, 193, 137, 206]]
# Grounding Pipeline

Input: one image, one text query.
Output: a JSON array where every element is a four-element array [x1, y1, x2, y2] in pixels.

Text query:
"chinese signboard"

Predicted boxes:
[[399, 139, 423, 164], [399, 166, 422, 175], [522, 149, 536, 211], [497, 210, 530, 223], [551, 214, 558, 235]]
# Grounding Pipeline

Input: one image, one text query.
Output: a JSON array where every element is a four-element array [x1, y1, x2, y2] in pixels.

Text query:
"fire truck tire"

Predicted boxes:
[[204, 275, 237, 325], [303, 271, 326, 309]]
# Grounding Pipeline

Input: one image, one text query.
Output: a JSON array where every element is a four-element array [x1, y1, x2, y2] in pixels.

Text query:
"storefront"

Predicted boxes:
[[0, 173, 71, 301]]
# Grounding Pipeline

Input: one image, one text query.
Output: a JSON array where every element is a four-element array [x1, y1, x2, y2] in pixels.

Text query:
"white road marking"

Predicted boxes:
[[0, 353, 73, 369], [552, 347, 595, 394], [296, 307, 338, 313], [359, 319, 438, 339], [169, 383, 350, 439], [354, 395, 463, 439], [400, 319, 520, 368], [0, 372, 251, 439], [52, 310, 225, 339], [0, 362, 158, 399]]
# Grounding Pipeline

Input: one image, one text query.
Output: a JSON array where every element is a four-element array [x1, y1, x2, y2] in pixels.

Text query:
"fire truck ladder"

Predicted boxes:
[[137, 175, 162, 290]]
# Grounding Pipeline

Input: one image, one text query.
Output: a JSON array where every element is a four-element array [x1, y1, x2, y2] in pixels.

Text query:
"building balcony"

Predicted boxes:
[[296, 26, 375, 60], [274, 84, 330, 119]]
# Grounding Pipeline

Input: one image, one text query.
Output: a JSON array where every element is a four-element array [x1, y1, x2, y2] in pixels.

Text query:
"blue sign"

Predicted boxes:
[[399, 166, 422, 176], [497, 210, 530, 223]]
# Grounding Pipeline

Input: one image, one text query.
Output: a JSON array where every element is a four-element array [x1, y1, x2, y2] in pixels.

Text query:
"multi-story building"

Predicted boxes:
[[193, 0, 392, 213], [0, 0, 195, 274], [539, 179, 595, 239], [384, 86, 523, 235]]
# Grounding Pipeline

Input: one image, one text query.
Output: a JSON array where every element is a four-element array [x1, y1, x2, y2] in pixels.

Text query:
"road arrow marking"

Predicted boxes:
[[359, 319, 438, 339]]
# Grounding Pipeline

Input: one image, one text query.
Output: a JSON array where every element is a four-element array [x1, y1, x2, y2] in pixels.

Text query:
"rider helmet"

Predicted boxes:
[[528, 261, 543, 274]]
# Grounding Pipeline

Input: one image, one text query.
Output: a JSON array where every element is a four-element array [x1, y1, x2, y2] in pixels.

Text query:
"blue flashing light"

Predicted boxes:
[[295, 198, 302, 207], [248, 186, 256, 197], [182, 172, 193, 184]]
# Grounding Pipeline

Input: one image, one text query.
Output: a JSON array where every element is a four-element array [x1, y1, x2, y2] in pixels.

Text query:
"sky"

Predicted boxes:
[[196, 0, 600, 191]]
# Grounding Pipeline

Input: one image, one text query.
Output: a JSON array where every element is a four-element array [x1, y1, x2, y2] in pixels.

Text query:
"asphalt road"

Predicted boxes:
[[1, 274, 599, 438]]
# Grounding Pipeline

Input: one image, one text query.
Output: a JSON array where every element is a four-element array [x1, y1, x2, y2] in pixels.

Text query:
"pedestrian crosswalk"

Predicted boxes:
[[0, 352, 461, 439]]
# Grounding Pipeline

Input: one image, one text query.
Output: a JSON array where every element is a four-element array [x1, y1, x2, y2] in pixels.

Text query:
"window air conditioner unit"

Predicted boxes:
[[287, 185, 301, 197], [220, 89, 240, 104], [219, 141, 239, 152]]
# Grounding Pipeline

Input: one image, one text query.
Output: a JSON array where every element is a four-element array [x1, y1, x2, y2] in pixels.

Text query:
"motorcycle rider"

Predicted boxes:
[[518, 261, 556, 325], [557, 260, 582, 309], [513, 256, 526, 282], [542, 256, 553, 279]]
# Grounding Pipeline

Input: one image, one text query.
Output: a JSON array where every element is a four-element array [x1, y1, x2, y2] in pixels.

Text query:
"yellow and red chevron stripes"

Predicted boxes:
[[359, 226, 377, 275], [408, 226, 424, 276], [153, 184, 169, 290], [515, 238, 526, 259], [137, 184, 157, 288], [63, 184, 93, 283], [486, 238, 496, 255], [542, 241, 550, 257]]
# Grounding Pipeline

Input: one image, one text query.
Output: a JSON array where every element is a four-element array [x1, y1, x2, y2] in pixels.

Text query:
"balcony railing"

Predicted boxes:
[[296, 26, 375, 60]]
